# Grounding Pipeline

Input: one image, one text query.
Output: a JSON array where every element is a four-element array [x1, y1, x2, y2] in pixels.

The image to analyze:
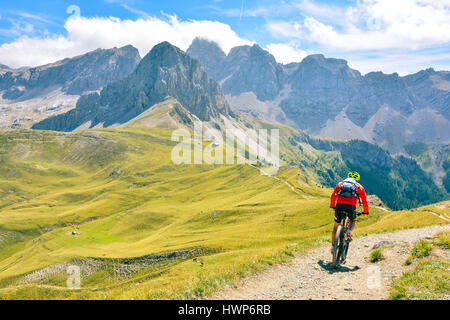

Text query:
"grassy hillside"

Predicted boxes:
[[0, 126, 448, 299]]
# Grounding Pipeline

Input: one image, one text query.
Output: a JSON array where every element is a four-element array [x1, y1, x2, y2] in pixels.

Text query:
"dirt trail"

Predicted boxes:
[[211, 224, 449, 300]]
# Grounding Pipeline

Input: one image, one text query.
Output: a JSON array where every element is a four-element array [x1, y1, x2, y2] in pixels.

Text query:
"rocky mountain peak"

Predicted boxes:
[[187, 38, 227, 81], [298, 54, 359, 77], [227, 45, 252, 57], [187, 38, 226, 60], [219, 44, 284, 101], [249, 44, 278, 64]]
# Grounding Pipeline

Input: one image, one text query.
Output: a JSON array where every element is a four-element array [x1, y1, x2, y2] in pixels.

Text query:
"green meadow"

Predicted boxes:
[[0, 127, 448, 299]]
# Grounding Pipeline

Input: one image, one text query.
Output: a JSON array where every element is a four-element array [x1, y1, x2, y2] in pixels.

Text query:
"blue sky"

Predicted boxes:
[[0, 0, 449, 75]]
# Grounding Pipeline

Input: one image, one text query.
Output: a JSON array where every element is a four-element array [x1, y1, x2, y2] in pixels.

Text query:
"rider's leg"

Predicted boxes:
[[346, 219, 356, 240], [331, 222, 341, 243], [348, 219, 356, 232], [346, 208, 357, 236], [348, 207, 356, 236]]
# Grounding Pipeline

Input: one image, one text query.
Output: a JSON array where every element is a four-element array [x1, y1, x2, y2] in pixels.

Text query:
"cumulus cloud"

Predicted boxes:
[[0, 15, 251, 68], [269, 0, 450, 51], [266, 43, 307, 64]]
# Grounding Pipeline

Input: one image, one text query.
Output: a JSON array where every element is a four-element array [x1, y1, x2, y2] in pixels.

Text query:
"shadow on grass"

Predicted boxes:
[[317, 259, 360, 274]]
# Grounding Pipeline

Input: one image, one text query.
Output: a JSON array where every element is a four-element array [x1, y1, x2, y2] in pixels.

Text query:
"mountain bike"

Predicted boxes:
[[332, 211, 366, 268]]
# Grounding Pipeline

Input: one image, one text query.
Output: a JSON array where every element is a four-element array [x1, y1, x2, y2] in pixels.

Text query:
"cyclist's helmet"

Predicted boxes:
[[347, 171, 360, 181]]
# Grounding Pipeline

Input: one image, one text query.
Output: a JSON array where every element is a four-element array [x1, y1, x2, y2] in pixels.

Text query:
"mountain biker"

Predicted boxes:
[[330, 171, 369, 254]]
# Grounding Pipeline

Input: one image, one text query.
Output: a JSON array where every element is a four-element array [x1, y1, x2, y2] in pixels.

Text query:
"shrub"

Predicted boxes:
[[404, 256, 412, 266], [369, 248, 384, 262], [411, 240, 432, 258]]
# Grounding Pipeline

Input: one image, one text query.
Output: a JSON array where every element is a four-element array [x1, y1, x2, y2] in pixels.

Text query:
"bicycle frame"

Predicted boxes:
[[343, 216, 351, 230]]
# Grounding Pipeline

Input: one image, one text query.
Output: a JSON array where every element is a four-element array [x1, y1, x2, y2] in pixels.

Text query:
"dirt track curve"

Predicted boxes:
[[211, 224, 450, 300]]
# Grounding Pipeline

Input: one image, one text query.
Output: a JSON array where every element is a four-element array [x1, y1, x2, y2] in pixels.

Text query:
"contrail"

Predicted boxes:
[[240, 0, 244, 21]]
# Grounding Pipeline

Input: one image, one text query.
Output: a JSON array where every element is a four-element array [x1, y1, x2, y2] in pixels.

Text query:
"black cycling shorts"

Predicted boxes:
[[334, 203, 357, 223]]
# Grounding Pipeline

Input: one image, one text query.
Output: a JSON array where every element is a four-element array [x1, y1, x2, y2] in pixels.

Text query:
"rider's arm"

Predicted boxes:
[[330, 183, 341, 209], [358, 186, 369, 214]]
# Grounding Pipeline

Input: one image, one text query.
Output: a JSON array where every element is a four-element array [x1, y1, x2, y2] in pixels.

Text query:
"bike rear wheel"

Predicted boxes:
[[332, 225, 344, 268], [341, 240, 350, 264]]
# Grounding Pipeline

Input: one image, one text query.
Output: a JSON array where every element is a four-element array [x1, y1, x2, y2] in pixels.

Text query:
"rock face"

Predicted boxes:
[[189, 40, 284, 101], [281, 54, 362, 131], [186, 38, 450, 153], [33, 42, 232, 131], [0, 45, 141, 100], [186, 38, 226, 81]]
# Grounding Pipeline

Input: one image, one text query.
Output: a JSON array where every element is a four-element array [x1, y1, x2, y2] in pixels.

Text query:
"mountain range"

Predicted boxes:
[[3, 38, 448, 155], [1, 40, 449, 205], [32, 42, 231, 131], [0, 45, 141, 128], [187, 38, 450, 154]]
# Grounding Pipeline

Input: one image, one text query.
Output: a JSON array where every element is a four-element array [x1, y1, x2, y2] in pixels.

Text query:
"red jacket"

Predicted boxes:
[[330, 181, 369, 214]]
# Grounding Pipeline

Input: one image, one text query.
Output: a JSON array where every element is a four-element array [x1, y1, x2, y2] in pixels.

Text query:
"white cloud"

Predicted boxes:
[[0, 15, 252, 68], [266, 43, 307, 64], [294, 0, 346, 25], [267, 21, 303, 39], [0, 19, 35, 38], [263, 0, 450, 73], [269, 0, 450, 51]]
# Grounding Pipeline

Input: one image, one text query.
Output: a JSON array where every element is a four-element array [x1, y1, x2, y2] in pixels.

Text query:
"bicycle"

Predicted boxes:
[[332, 211, 366, 268]]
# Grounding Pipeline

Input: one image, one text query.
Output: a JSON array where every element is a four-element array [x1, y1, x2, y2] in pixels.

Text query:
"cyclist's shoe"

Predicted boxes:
[[346, 230, 353, 241], [330, 245, 335, 254]]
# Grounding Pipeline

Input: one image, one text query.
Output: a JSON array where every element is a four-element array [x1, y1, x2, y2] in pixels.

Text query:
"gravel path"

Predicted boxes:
[[211, 224, 449, 300]]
